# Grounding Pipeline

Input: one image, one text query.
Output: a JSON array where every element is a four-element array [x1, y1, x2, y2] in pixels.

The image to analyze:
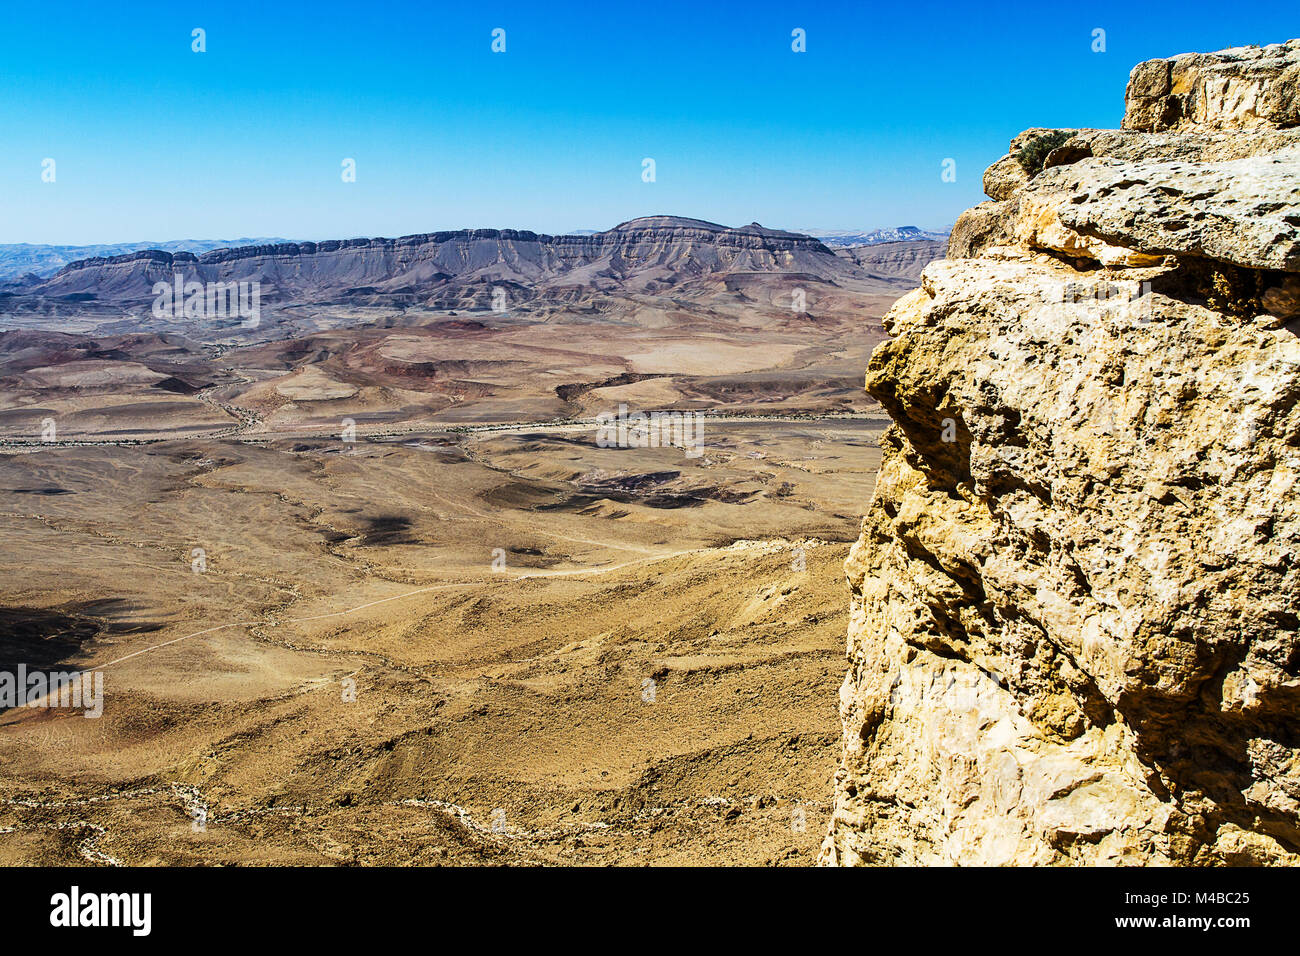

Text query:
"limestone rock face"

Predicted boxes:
[[822, 42, 1300, 866], [1124, 40, 1300, 133], [1051, 151, 1300, 272]]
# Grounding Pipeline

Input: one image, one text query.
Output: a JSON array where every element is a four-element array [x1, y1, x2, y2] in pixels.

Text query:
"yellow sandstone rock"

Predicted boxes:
[[822, 41, 1300, 866]]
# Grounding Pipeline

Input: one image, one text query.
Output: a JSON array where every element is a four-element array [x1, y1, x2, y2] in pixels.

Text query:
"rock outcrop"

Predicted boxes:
[[822, 41, 1300, 866]]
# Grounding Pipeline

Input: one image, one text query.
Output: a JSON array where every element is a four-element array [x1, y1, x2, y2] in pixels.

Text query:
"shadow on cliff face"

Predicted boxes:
[[1150, 257, 1296, 324], [1122, 639, 1300, 856], [865, 338, 975, 491]]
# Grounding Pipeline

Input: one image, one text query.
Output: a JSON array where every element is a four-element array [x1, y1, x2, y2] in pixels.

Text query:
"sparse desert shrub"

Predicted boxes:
[[1015, 130, 1075, 176]]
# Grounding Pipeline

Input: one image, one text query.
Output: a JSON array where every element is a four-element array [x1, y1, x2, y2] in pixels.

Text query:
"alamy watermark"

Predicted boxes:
[[50, 886, 150, 936], [1041, 278, 1156, 322], [152, 273, 261, 328], [1, 665, 103, 718], [595, 404, 705, 458]]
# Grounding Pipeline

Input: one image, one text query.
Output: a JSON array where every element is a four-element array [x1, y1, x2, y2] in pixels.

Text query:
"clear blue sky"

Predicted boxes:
[[1, 0, 1293, 243]]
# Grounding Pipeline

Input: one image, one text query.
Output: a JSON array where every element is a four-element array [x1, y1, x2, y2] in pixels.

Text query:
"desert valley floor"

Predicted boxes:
[[0, 278, 895, 864]]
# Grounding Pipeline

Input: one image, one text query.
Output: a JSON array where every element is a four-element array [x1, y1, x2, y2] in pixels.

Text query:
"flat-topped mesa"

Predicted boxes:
[[822, 42, 1300, 867], [34, 216, 847, 304], [52, 217, 834, 276]]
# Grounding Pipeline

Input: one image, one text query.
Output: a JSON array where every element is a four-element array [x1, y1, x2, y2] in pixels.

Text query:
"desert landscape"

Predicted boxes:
[[0, 218, 917, 864], [3, 0, 1298, 891]]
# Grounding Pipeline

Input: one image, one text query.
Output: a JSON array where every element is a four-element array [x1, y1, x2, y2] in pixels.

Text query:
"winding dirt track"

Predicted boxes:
[[0, 409, 878, 865]]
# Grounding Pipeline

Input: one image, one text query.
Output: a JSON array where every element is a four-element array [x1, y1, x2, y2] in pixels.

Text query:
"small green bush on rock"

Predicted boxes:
[[1015, 130, 1076, 176]]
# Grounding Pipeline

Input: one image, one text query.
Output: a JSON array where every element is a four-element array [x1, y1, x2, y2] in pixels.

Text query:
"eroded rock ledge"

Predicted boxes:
[[821, 40, 1300, 866]]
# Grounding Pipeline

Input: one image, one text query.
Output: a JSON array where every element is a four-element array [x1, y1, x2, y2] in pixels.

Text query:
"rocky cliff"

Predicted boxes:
[[19, 217, 874, 305], [821, 40, 1300, 865], [835, 239, 949, 282]]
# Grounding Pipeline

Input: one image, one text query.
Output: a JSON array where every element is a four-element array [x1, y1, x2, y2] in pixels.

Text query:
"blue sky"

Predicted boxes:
[[1, 0, 1294, 243]]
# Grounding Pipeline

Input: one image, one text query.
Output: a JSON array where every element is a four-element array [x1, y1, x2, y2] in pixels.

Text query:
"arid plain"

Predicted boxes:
[[0, 226, 911, 864]]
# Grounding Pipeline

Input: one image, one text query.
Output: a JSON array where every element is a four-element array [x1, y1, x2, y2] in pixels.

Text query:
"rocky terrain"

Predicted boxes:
[[0, 418, 883, 865], [822, 40, 1300, 865], [0, 208, 903, 864], [0, 210, 935, 456]]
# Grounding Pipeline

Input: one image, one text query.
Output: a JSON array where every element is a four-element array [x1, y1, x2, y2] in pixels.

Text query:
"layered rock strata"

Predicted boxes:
[[23, 217, 858, 303]]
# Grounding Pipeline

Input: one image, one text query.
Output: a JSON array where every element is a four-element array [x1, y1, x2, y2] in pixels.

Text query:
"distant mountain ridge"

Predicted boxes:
[[802, 226, 950, 247], [0, 222, 949, 284], [0, 239, 290, 281], [834, 239, 949, 281], [6, 216, 939, 308]]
